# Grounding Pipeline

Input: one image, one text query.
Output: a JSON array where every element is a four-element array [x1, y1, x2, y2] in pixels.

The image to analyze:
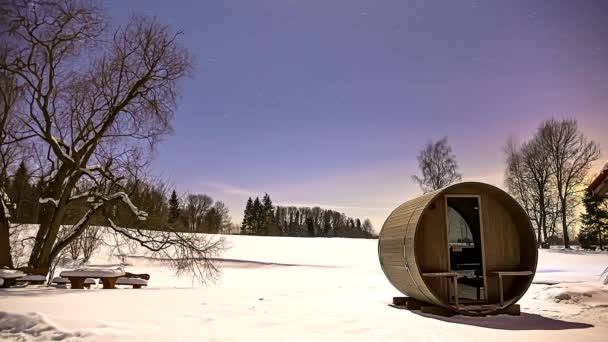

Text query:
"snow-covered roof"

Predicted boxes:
[[18, 275, 47, 281], [116, 277, 148, 285], [60, 268, 125, 278], [0, 269, 25, 279], [588, 161, 608, 197]]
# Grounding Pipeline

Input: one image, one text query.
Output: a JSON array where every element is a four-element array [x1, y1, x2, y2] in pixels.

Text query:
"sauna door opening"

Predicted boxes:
[[445, 196, 486, 304]]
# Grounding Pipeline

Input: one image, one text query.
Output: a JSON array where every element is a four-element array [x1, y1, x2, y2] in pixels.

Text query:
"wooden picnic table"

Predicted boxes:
[[60, 269, 126, 289]]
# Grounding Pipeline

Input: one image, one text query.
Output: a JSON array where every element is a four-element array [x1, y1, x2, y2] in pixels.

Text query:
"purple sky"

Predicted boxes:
[[107, 1, 608, 229]]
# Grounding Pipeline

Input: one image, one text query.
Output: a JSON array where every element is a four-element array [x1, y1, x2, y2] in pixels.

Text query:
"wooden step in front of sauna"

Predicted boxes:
[[389, 296, 521, 316]]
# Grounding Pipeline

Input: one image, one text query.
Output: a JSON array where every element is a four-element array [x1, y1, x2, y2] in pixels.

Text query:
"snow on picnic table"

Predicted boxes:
[[1, 234, 608, 342], [60, 269, 125, 278], [0, 269, 25, 279]]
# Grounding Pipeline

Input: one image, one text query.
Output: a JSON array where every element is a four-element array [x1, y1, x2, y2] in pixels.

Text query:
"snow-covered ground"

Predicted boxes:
[[1, 234, 608, 341]]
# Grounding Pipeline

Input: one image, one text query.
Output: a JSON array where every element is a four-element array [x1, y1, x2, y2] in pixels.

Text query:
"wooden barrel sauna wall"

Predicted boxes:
[[378, 182, 537, 315]]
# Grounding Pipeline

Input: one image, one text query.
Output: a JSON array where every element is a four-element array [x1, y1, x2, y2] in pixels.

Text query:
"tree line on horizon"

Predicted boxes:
[[241, 194, 377, 239], [3, 155, 378, 240], [411, 118, 606, 249], [1, 161, 236, 234]]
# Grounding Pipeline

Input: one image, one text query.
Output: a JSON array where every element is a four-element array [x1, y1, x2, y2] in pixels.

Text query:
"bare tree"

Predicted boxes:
[[67, 233, 82, 260], [80, 225, 102, 261], [362, 218, 375, 237], [504, 137, 553, 248], [412, 137, 462, 193], [538, 119, 600, 248], [205, 201, 231, 233], [0, 1, 227, 281], [184, 194, 213, 231]]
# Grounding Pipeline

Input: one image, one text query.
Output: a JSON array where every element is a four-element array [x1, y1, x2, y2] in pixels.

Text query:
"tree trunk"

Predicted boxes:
[[29, 217, 52, 266], [36, 210, 67, 267], [539, 196, 549, 248], [561, 201, 570, 249], [0, 193, 13, 267], [0, 220, 13, 268], [27, 210, 65, 274]]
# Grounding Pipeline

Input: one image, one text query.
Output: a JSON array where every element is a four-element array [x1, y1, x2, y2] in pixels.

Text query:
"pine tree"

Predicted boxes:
[[8, 161, 32, 222], [579, 190, 608, 250], [168, 190, 180, 223], [242, 197, 253, 234], [252, 197, 262, 235], [294, 210, 300, 236], [305, 217, 314, 236], [262, 193, 274, 235], [33, 178, 50, 224]]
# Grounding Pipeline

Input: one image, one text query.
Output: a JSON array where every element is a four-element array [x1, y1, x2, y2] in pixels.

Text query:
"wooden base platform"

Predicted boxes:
[[390, 296, 521, 317]]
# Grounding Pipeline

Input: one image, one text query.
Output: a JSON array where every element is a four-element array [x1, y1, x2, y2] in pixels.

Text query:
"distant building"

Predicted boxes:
[[588, 162, 608, 197]]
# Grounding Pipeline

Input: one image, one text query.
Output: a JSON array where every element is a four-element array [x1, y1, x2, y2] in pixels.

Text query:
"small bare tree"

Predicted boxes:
[[538, 119, 600, 248], [67, 235, 82, 260], [412, 137, 462, 193], [80, 225, 102, 261]]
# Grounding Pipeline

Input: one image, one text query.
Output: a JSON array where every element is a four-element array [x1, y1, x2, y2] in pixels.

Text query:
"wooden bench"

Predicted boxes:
[[125, 272, 150, 281], [487, 271, 533, 307], [84, 278, 97, 288], [116, 277, 148, 289], [423, 272, 459, 307], [0, 269, 25, 288], [16, 275, 47, 285], [51, 277, 70, 287]]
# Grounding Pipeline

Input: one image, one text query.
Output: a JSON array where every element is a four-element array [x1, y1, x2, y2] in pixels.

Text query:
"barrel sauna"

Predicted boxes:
[[378, 182, 537, 315]]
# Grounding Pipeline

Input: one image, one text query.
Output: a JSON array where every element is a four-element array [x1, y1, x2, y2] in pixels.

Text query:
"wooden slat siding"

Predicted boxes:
[[406, 201, 438, 304], [379, 189, 443, 306], [379, 182, 537, 315]]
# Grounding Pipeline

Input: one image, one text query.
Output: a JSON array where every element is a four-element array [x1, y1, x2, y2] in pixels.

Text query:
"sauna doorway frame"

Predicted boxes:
[[443, 194, 489, 305]]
